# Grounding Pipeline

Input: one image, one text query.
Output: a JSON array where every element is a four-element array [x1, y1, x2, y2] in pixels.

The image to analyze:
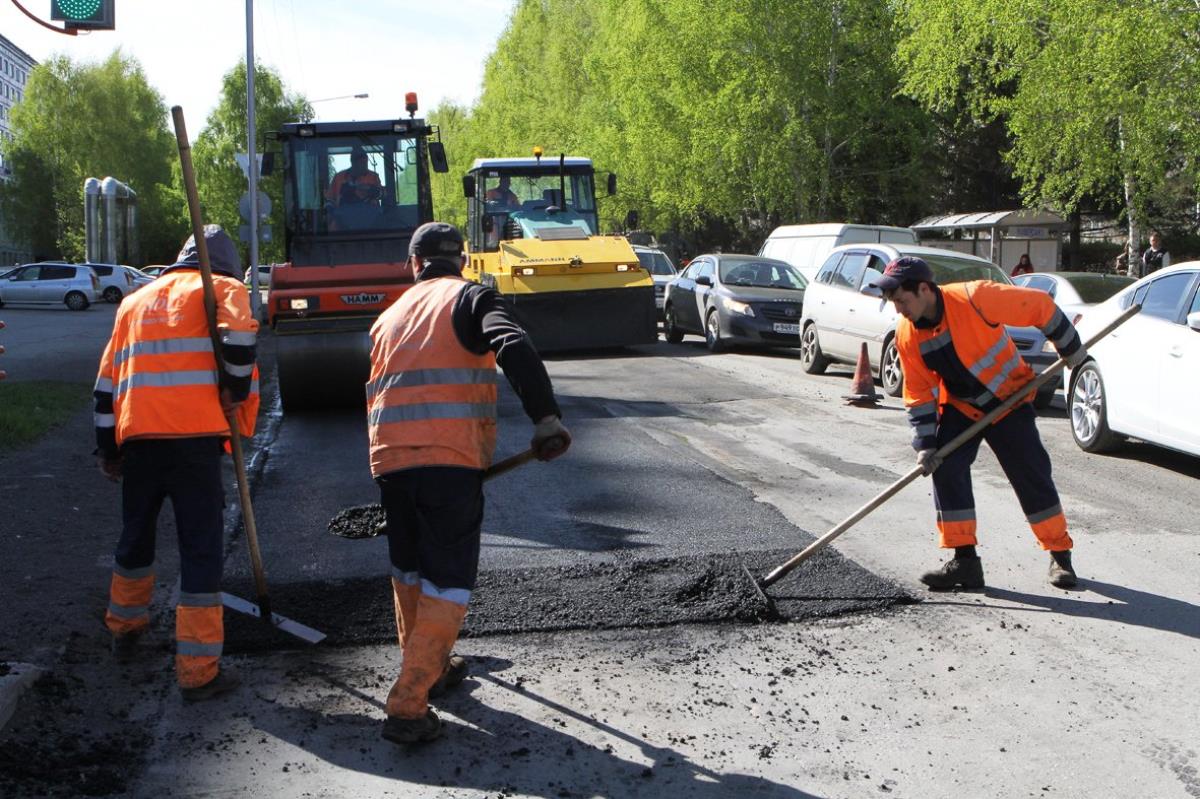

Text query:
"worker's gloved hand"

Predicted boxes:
[[532, 415, 571, 462], [1064, 345, 1088, 370], [97, 455, 122, 483], [219, 387, 243, 416], [916, 448, 942, 476]]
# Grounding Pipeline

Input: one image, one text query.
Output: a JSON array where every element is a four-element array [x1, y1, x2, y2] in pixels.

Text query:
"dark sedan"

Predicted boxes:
[[662, 254, 807, 352]]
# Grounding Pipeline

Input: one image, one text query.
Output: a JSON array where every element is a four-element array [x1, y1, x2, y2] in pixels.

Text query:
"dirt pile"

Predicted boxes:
[[327, 504, 385, 539]]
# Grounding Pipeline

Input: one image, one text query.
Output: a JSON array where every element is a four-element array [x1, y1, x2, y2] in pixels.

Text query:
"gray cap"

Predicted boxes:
[[174, 224, 241, 278], [409, 222, 464, 260]]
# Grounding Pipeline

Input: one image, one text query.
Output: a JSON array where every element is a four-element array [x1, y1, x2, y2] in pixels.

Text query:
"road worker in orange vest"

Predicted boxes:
[[94, 225, 259, 701], [367, 221, 570, 745], [871, 256, 1087, 591]]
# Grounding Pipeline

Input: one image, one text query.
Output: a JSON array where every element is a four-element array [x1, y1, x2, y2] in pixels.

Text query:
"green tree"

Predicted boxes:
[[191, 61, 311, 266], [0, 51, 183, 264], [895, 0, 1200, 251]]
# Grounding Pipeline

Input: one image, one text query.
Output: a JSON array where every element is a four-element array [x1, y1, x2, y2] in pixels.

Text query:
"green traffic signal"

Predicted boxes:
[[50, 0, 114, 29], [53, 0, 102, 19]]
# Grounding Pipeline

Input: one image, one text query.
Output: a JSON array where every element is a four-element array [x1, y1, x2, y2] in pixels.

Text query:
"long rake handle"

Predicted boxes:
[[171, 106, 272, 622], [758, 302, 1142, 590]]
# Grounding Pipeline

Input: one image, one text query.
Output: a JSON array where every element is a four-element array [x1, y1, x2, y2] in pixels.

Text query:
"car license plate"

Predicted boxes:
[[772, 323, 800, 335]]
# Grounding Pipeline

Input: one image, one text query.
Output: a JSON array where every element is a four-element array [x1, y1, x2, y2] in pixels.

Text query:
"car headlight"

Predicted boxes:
[[726, 299, 754, 316]]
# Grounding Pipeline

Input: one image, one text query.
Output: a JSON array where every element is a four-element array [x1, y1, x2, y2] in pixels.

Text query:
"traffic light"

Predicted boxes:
[[50, 0, 115, 31]]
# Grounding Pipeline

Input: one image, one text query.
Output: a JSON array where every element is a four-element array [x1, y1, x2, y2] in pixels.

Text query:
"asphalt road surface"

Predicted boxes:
[[1, 323, 1196, 798], [0, 302, 117, 383]]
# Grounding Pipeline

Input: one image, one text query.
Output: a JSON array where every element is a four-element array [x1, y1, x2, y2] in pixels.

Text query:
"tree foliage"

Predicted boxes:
[[446, 0, 935, 254], [895, 0, 1200, 243], [192, 61, 312, 266], [0, 51, 182, 263]]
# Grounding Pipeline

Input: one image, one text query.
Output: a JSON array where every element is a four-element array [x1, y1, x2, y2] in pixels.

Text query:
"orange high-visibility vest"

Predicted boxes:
[[367, 277, 498, 477], [897, 281, 1069, 424], [95, 271, 259, 444]]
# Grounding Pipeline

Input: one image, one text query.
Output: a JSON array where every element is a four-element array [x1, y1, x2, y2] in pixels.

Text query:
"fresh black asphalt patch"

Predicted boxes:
[[223, 546, 913, 654]]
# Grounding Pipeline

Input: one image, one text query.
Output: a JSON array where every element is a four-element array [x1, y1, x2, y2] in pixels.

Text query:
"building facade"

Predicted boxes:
[[0, 32, 36, 266]]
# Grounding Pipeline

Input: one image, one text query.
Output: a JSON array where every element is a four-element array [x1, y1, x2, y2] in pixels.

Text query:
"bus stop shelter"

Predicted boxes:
[[912, 210, 1067, 273]]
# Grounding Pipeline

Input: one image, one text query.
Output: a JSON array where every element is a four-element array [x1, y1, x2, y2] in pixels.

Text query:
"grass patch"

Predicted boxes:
[[0, 381, 93, 450]]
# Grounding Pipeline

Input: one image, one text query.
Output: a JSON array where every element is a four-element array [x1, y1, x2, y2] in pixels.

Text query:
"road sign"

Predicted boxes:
[[239, 224, 272, 244], [238, 191, 272, 222], [235, 152, 264, 180]]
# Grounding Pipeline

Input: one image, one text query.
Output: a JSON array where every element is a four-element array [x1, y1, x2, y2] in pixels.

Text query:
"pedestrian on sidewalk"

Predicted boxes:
[[870, 256, 1087, 590], [1141, 232, 1170, 277], [94, 225, 259, 701], [368, 221, 570, 745]]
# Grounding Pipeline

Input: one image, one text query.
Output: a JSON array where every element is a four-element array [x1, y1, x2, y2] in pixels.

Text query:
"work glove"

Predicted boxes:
[[1064, 345, 1088, 370], [97, 455, 122, 483], [916, 448, 942, 477], [532, 415, 571, 462]]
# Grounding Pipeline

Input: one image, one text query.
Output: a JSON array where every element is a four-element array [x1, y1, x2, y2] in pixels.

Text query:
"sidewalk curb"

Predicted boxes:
[[0, 662, 44, 733]]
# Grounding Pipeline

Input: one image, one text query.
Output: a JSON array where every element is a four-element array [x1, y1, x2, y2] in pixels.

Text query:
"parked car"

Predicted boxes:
[[0, 263, 100, 310], [117, 265, 155, 293], [141, 265, 170, 278], [799, 244, 1057, 402], [632, 245, 678, 318], [85, 262, 139, 303], [662, 254, 807, 352], [758, 223, 919, 281], [1065, 262, 1200, 457], [1009, 272, 1136, 400], [244, 264, 272, 287]]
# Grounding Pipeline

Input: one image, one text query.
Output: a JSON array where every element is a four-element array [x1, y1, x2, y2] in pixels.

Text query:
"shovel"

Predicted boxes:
[[745, 302, 1142, 612], [172, 106, 324, 645], [332, 440, 564, 540]]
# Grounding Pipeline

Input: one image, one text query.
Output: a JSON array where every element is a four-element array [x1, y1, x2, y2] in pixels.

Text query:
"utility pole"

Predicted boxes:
[[246, 0, 260, 316]]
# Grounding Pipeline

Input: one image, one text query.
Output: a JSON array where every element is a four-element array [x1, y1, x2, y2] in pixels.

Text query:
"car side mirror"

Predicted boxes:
[[607, 173, 617, 196], [462, 176, 475, 198], [428, 142, 449, 173], [1188, 311, 1200, 332], [695, 275, 712, 287], [260, 152, 275, 177], [860, 284, 882, 298]]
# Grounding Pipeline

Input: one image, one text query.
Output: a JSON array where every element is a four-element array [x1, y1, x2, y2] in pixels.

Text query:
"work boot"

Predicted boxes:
[[181, 668, 240, 703], [428, 655, 468, 699], [920, 555, 985, 590], [111, 630, 144, 664], [1048, 551, 1078, 588], [381, 709, 443, 745]]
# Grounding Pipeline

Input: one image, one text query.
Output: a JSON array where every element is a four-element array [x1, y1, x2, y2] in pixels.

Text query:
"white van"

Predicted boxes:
[[758, 223, 918, 281]]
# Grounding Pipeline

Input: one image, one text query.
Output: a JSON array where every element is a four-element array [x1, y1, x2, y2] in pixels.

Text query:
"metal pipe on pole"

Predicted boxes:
[[246, 0, 260, 317]]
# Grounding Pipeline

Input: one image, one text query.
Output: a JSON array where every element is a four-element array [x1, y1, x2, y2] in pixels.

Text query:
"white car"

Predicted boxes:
[[0, 263, 100, 310], [86, 263, 141, 303], [118, 265, 155, 293], [632, 246, 677, 317], [799, 243, 1048, 398], [1012, 272, 1135, 323], [1066, 262, 1200, 457]]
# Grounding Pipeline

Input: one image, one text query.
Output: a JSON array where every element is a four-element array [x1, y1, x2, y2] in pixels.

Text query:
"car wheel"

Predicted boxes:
[[103, 286, 123, 303], [880, 337, 903, 397], [1069, 362, 1122, 453], [704, 310, 723, 353], [799, 323, 829, 374], [663, 304, 684, 343], [65, 291, 90, 311]]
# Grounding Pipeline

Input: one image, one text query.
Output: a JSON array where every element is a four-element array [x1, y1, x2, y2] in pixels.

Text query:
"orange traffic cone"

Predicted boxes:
[[843, 342, 882, 407]]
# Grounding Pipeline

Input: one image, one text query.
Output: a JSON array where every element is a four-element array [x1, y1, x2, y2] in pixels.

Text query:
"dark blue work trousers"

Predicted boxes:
[[377, 466, 484, 592], [115, 437, 226, 595]]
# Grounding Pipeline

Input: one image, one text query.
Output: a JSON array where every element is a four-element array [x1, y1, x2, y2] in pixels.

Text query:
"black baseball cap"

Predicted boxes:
[[869, 256, 934, 292], [408, 222, 464, 260]]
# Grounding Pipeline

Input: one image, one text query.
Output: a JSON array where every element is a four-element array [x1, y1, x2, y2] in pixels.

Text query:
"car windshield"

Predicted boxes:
[[1063, 274, 1135, 304], [923, 254, 1010, 285], [636, 251, 675, 276], [719, 258, 807, 289]]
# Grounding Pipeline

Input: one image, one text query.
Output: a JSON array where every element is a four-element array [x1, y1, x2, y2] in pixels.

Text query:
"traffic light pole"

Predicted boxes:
[[246, 0, 261, 317]]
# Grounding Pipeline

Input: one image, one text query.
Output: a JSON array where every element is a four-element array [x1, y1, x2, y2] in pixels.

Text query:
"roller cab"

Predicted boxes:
[[267, 110, 448, 410], [462, 154, 656, 352]]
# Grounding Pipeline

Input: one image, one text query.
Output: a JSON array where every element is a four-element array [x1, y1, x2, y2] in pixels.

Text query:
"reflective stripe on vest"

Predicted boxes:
[[368, 277, 498, 475]]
